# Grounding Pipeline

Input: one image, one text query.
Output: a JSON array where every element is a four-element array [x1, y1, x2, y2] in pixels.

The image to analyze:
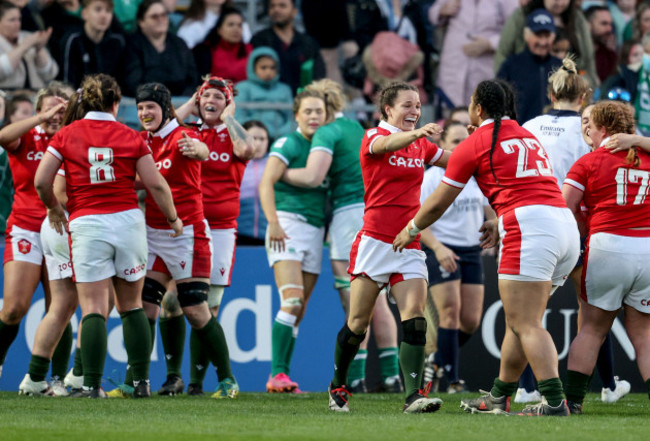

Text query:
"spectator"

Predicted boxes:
[[10, 0, 43, 32], [551, 27, 570, 59], [60, 0, 126, 88], [234, 46, 293, 141], [497, 8, 562, 123], [251, 0, 325, 95], [193, 6, 251, 82], [601, 38, 642, 103], [585, 5, 617, 83], [622, 1, 650, 42], [429, 0, 518, 108], [236, 120, 269, 246], [495, 0, 598, 88], [177, 0, 251, 50], [123, 0, 197, 96], [0, 2, 58, 90], [161, 0, 183, 33]]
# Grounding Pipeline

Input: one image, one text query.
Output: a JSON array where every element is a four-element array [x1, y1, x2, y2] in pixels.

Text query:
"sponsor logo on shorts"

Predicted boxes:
[[26, 151, 44, 161], [180, 261, 186, 269], [641, 299, 650, 306], [58, 261, 72, 272], [123, 263, 146, 276], [388, 155, 424, 168], [17, 239, 32, 254]]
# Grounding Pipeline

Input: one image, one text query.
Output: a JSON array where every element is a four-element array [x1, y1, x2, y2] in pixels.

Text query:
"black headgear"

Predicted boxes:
[[135, 82, 173, 132]]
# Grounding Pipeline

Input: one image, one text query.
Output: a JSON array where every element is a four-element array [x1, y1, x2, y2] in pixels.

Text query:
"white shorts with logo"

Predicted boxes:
[[3, 224, 43, 265], [348, 232, 428, 288], [328, 203, 364, 261], [147, 220, 213, 281], [497, 205, 579, 286], [69, 209, 148, 283], [265, 211, 324, 274], [209, 228, 236, 286], [583, 233, 650, 312], [40, 215, 73, 280]]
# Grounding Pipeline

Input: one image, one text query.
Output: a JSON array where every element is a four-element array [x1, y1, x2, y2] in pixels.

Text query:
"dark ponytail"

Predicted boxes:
[[473, 80, 511, 186]]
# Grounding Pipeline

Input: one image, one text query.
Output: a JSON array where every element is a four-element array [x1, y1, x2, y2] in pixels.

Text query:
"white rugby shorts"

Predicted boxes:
[[583, 232, 650, 313], [3, 224, 43, 265], [498, 205, 579, 285], [40, 215, 73, 280], [265, 211, 324, 274], [328, 203, 364, 261], [209, 228, 236, 286], [69, 209, 148, 283]]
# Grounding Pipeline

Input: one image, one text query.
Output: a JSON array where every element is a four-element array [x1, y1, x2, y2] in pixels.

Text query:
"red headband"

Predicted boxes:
[[197, 76, 233, 105]]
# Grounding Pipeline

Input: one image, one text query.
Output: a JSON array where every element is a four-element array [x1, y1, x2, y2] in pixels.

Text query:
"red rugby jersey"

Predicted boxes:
[[199, 123, 248, 229], [6, 126, 50, 231], [442, 119, 566, 217], [360, 120, 443, 245], [141, 120, 203, 229], [47, 112, 151, 221]]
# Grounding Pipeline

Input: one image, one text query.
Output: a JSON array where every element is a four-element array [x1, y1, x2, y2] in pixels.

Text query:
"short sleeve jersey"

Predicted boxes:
[[442, 119, 566, 217], [199, 124, 248, 229], [522, 110, 590, 187], [47, 112, 151, 221], [142, 120, 203, 229], [564, 143, 650, 237], [5, 126, 50, 232], [311, 116, 365, 210], [361, 120, 444, 244], [270, 131, 327, 228]]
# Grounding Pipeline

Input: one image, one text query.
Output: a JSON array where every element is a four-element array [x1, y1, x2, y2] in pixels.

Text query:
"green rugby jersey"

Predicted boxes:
[[311, 117, 365, 210], [269, 131, 327, 228]]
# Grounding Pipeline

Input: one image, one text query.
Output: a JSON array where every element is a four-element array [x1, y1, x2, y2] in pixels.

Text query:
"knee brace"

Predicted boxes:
[[142, 277, 166, 306], [337, 323, 366, 349], [402, 317, 427, 346], [334, 276, 350, 290], [279, 284, 303, 309], [207, 285, 225, 308], [176, 281, 209, 307]]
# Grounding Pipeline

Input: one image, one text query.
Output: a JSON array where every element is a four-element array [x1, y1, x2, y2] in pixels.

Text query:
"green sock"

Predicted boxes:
[[491, 377, 518, 398], [565, 370, 591, 404], [271, 311, 296, 376], [194, 317, 233, 381], [0, 319, 20, 365], [51, 322, 73, 379], [347, 349, 367, 384], [28, 354, 51, 382], [120, 309, 152, 382], [399, 341, 425, 397], [332, 325, 364, 387], [378, 347, 399, 381], [80, 314, 107, 388], [189, 328, 209, 385], [159, 315, 185, 377], [538, 377, 565, 407], [73, 348, 83, 376], [645, 378, 650, 400]]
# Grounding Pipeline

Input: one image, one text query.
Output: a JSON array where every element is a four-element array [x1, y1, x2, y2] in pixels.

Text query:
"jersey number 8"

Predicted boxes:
[[89, 147, 116, 184], [500, 138, 553, 178]]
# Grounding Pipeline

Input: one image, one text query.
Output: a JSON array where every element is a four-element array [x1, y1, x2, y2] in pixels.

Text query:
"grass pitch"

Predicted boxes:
[[0, 391, 647, 441]]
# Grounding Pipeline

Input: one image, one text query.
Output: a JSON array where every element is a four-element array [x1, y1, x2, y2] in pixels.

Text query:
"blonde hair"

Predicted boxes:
[[292, 89, 325, 115], [63, 74, 121, 125], [304, 79, 345, 122], [547, 56, 590, 103], [34, 83, 70, 112]]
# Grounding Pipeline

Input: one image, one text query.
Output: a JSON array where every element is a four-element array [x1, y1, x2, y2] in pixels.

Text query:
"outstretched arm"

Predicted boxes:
[[372, 123, 442, 154]]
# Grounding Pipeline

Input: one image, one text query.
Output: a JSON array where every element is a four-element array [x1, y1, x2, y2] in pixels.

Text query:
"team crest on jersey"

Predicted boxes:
[[17, 239, 31, 254], [218, 132, 228, 142]]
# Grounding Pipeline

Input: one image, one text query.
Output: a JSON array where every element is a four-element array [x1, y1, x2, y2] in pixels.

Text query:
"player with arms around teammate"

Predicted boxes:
[[0, 85, 69, 390], [163, 76, 253, 397], [34, 74, 182, 398], [394, 79, 580, 416], [259, 89, 328, 393], [328, 81, 451, 414], [281, 79, 403, 393], [563, 101, 650, 414]]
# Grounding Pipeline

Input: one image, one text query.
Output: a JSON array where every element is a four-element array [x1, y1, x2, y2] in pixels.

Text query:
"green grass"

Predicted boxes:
[[0, 392, 647, 441]]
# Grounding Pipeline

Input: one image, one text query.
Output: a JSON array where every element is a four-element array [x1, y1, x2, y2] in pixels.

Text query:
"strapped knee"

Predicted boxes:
[[402, 317, 427, 346], [142, 277, 166, 306], [337, 323, 366, 349], [177, 281, 209, 307], [279, 284, 303, 309], [334, 276, 350, 290], [207, 285, 224, 308]]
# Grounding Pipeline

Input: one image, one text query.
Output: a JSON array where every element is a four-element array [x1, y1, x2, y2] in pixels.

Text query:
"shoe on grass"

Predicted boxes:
[[460, 389, 509, 414], [18, 374, 55, 396], [158, 374, 184, 396], [211, 377, 239, 399], [602, 377, 631, 403], [328, 383, 351, 412]]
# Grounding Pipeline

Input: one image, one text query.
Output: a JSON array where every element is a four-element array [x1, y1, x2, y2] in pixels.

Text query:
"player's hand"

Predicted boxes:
[[168, 218, 183, 237], [221, 100, 236, 120], [433, 243, 460, 273], [479, 219, 499, 249], [467, 125, 478, 135], [47, 204, 68, 235], [605, 134, 637, 153], [268, 221, 289, 252], [40, 99, 67, 123], [178, 131, 205, 158], [392, 227, 415, 252], [418, 123, 442, 139]]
